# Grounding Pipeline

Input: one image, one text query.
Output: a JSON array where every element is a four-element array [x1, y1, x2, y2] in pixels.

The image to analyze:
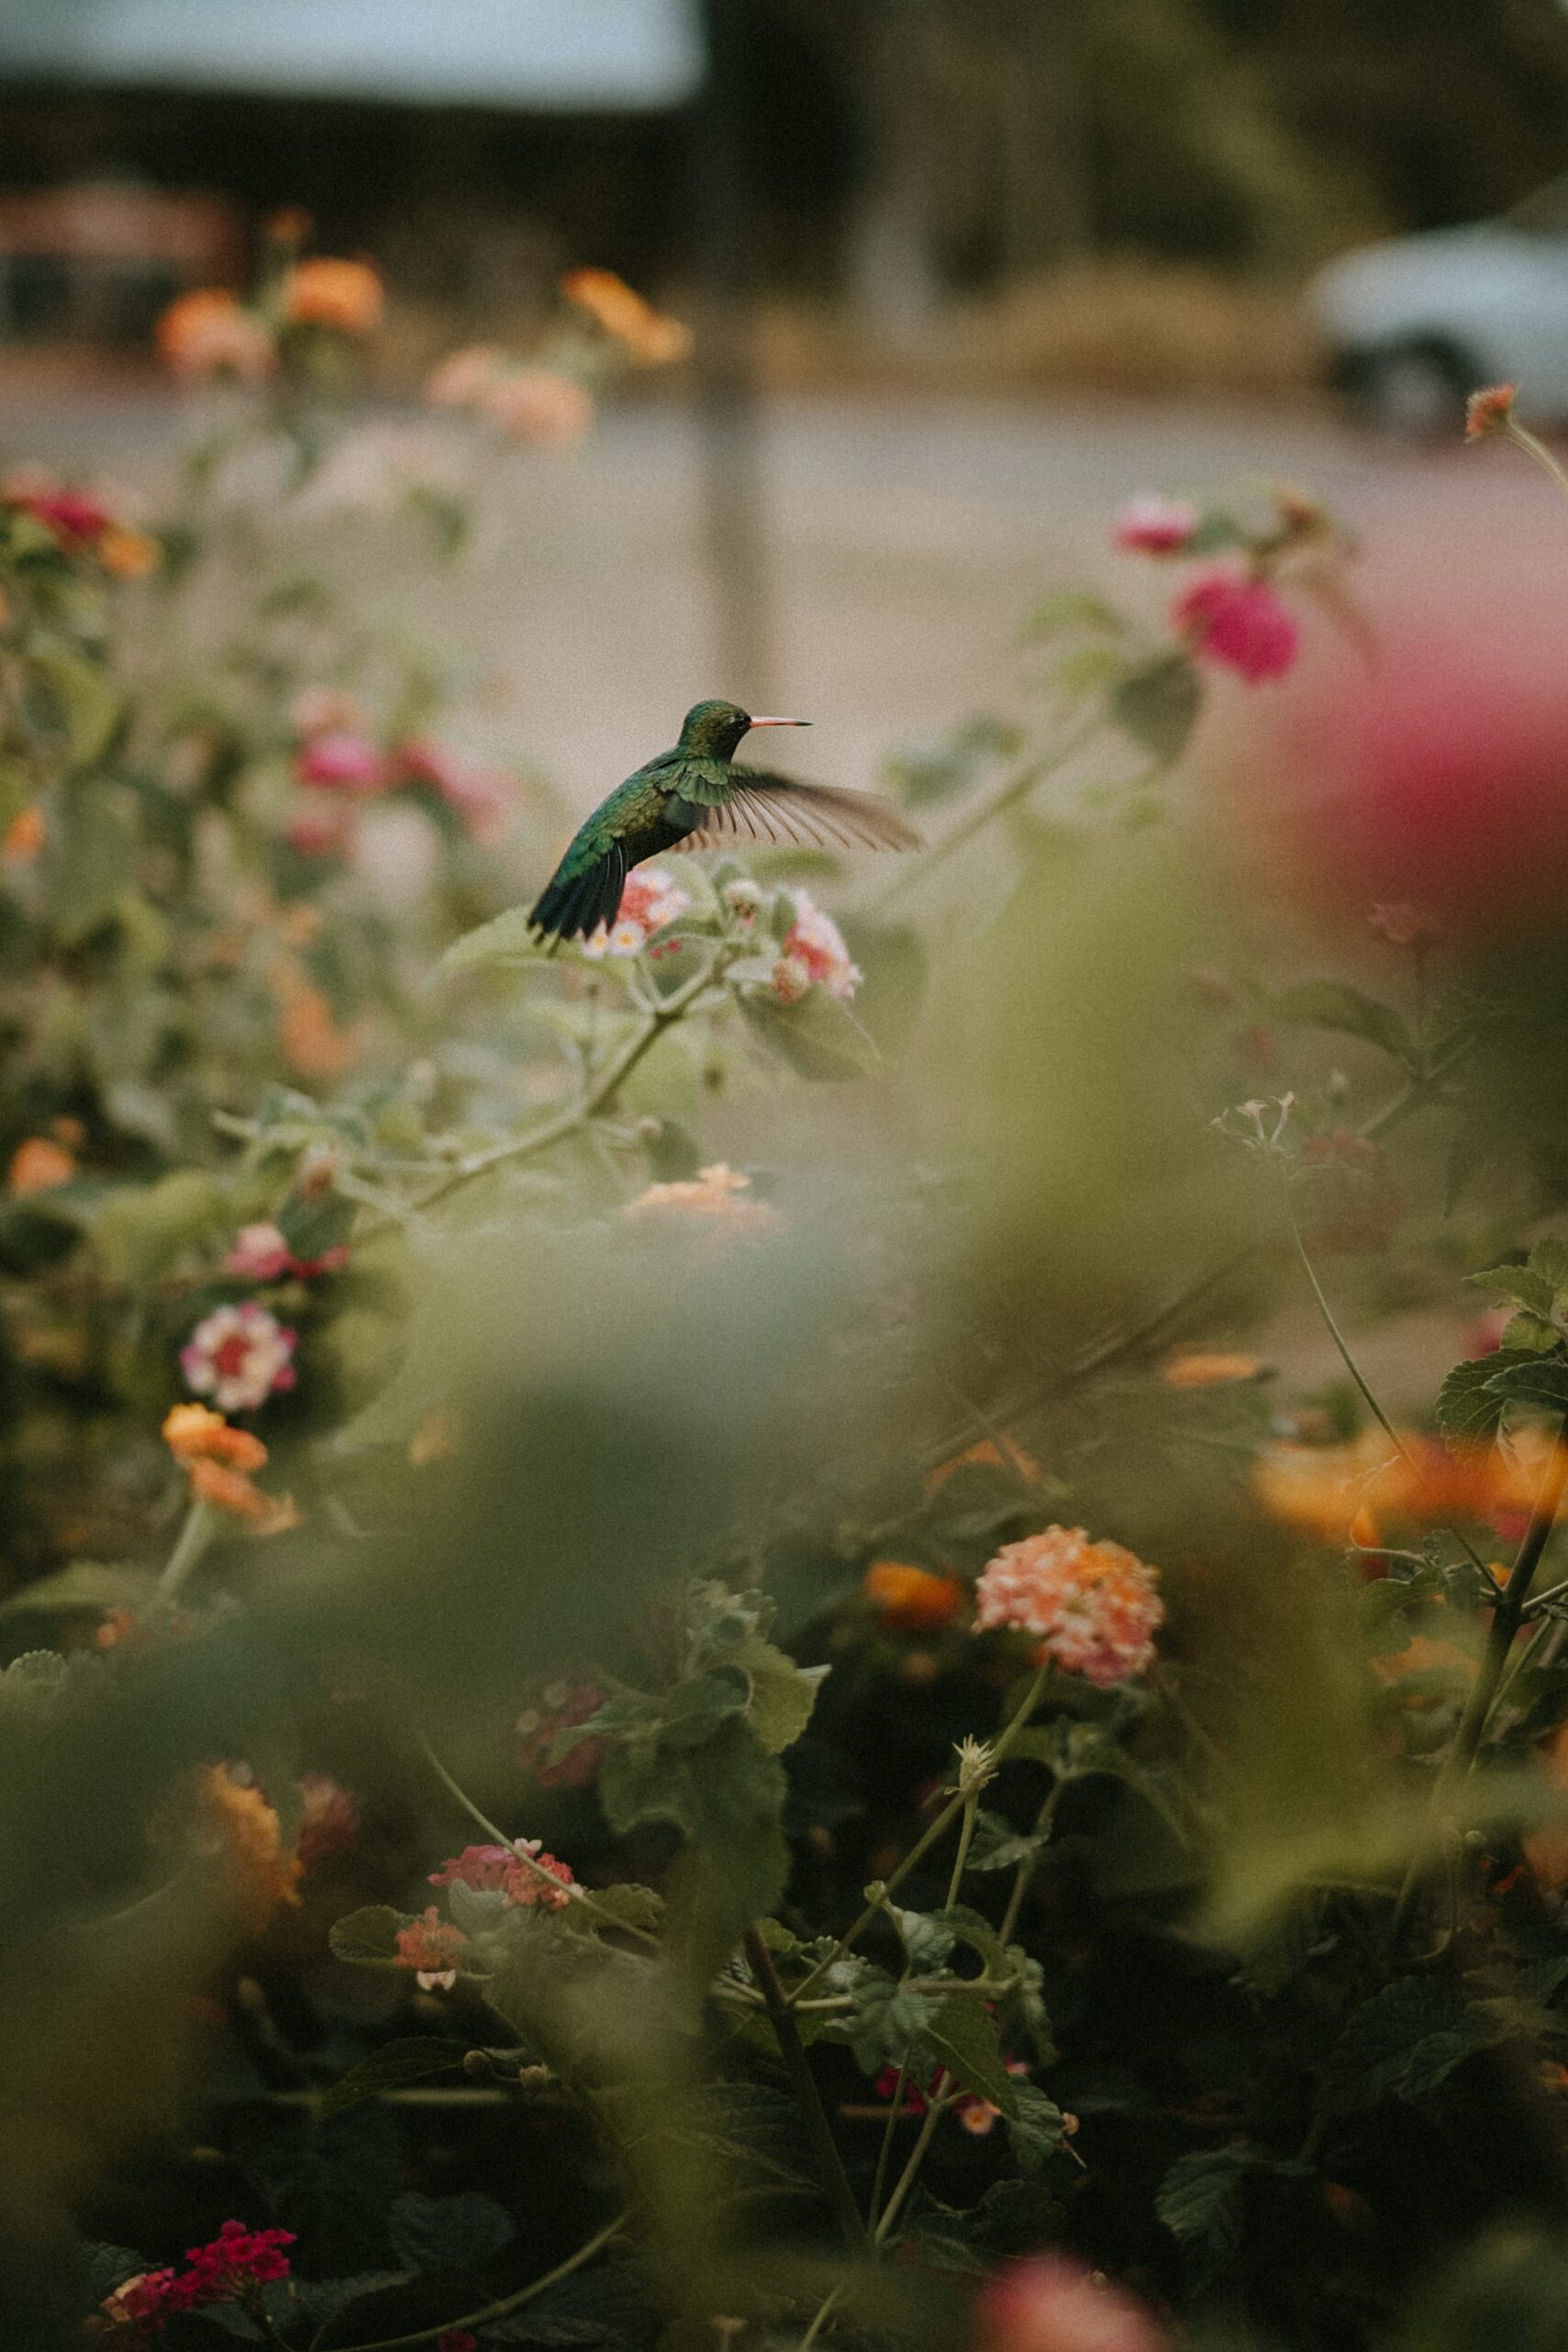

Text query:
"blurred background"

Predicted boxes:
[[2, 0, 1568, 787]]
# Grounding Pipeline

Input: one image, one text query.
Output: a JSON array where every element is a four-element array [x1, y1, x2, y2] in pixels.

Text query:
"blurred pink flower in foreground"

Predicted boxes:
[[296, 730, 389, 795], [1112, 493, 1200, 556], [1173, 569, 1298, 683], [481, 368, 594, 449], [975, 1526, 1164, 1686], [181, 1302, 297, 1413], [980, 2256, 1166, 2352]]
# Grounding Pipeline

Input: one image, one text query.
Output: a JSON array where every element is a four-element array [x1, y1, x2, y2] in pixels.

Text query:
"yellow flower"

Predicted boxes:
[[198, 1766, 302, 1931], [560, 267, 693, 366]]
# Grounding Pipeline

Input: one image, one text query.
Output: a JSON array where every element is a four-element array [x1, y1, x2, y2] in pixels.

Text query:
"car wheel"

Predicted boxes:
[[1333, 338, 1478, 436]]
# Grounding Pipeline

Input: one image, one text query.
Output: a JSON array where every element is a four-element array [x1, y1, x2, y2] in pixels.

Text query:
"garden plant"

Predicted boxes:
[[5, 243, 1568, 2352]]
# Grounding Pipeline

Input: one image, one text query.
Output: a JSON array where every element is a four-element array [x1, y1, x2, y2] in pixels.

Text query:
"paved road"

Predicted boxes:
[[0, 383, 1555, 810]]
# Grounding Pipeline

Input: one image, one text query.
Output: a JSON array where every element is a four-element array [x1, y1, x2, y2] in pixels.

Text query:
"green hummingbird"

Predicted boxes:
[[527, 699, 920, 944]]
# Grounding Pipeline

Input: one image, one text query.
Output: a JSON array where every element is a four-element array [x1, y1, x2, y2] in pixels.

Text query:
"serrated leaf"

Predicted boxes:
[[1486, 1356, 1568, 1419], [1467, 1262, 1556, 1317], [1109, 656, 1200, 764], [728, 1635, 827, 1755], [845, 1971, 942, 2074], [318, 2037, 468, 2120], [84, 2244, 152, 2299], [656, 1667, 750, 1748], [923, 1992, 1017, 2113], [330, 1905, 413, 1967], [739, 986, 881, 1082], [1156, 2146, 1258, 2273], [1437, 1351, 1543, 1445], [1267, 980, 1417, 1068], [886, 1905, 956, 1972], [1503, 1313, 1562, 1355], [1321, 1974, 1500, 2112], [388, 2190, 515, 2275], [1006, 2082, 1066, 2176]]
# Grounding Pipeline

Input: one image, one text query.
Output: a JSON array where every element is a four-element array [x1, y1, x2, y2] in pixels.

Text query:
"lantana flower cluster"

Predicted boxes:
[[288, 689, 512, 852], [1109, 481, 1334, 684], [425, 268, 689, 449], [101, 2222, 297, 2336], [396, 1838, 580, 1986], [180, 1302, 297, 1415], [625, 1162, 784, 1233], [163, 1403, 297, 1534], [581, 865, 691, 958], [3, 468, 159, 579], [156, 253, 385, 385], [773, 888, 861, 1003], [975, 1526, 1165, 1687]]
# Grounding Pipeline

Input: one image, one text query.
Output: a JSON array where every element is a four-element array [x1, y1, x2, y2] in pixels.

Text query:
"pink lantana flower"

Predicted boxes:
[[980, 2256, 1167, 2352], [774, 889, 860, 1001], [502, 1838, 577, 1911], [581, 865, 691, 959], [181, 1302, 298, 1413], [975, 1526, 1164, 1688], [429, 1844, 516, 1894], [395, 1905, 468, 1989], [1171, 569, 1299, 684], [1112, 493, 1201, 556], [296, 730, 389, 794], [181, 2222, 297, 2301], [224, 1222, 348, 1282]]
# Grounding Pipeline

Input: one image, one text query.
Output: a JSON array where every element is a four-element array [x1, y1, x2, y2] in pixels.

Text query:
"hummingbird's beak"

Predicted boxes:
[[746, 716, 810, 728]]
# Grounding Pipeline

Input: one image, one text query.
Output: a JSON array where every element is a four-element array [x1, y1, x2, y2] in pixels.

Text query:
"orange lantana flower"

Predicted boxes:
[[199, 1766, 302, 1930], [8, 1136, 74, 1194], [926, 1437, 1040, 1493], [280, 258, 385, 336], [1255, 1430, 1552, 1545], [98, 526, 160, 580], [156, 288, 276, 381], [560, 268, 692, 366], [188, 1458, 299, 1535], [1163, 1352, 1264, 1388], [2, 805, 43, 862], [863, 1562, 965, 1632], [163, 1402, 267, 1472]]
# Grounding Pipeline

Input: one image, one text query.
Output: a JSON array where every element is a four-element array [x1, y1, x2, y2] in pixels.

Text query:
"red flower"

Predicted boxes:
[[980, 2256, 1166, 2352], [296, 730, 389, 794], [1173, 569, 1299, 683]]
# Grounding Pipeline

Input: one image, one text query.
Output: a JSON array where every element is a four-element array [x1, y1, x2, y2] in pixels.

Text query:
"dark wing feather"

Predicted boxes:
[[671, 771, 921, 855]]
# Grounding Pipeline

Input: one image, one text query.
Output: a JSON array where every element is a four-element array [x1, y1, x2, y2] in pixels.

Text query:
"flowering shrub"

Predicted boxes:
[[10, 353, 1568, 2352]]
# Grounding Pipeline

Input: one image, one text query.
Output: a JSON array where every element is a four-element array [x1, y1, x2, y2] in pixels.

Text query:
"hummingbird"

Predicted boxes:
[[527, 699, 921, 944]]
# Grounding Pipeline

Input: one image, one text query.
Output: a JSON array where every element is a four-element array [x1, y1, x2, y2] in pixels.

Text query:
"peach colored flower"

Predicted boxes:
[[199, 1766, 303, 1931], [280, 258, 384, 335], [1255, 1430, 1552, 1545], [777, 889, 860, 1001], [863, 1562, 964, 1631], [8, 1136, 73, 1194], [98, 525, 160, 580], [163, 1402, 267, 1473], [975, 1527, 1164, 1686], [1173, 569, 1298, 683], [1162, 1351, 1263, 1388], [187, 1457, 299, 1534], [2, 804, 43, 862], [1112, 493, 1200, 555], [480, 368, 594, 450], [156, 288, 277, 381], [980, 2256, 1166, 2352], [771, 954, 810, 1005], [1465, 384, 1517, 441], [424, 344, 508, 408], [581, 864, 690, 958], [624, 1162, 783, 1230], [559, 267, 693, 366], [394, 1905, 468, 1989], [502, 1838, 577, 1910]]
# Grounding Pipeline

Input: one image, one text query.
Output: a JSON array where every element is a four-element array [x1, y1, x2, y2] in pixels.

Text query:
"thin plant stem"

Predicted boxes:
[[1387, 1424, 1568, 1952], [1500, 416, 1568, 511], [870, 708, 1107, 910], [790, 1664, 1050, 2004], [153, 1496, 217, 1607], [316, 2211, 626, 2352], [743, 1925, 867, 2250], [873, 2094, 948, 2244], [867, 2053, 913, 2232], [1286, 1210, 1412, 1465], [996, 1782, 1064, 1949], [798, 2282, 848, 2352], [944, 1796, 978, 1909]]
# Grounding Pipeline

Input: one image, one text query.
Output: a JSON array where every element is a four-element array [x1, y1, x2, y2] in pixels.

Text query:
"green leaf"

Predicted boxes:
[[1437, 1351, 1544, 1445], [1109, 656, 1200, 764], [656, 1667, 750, 1749], [727, 1635, 828, 1755], [0, 1560, 151, 1622], [1267, 980, 1417, 1069], [317, 2037, 468, 2120], [31, 647, 123, 767], [44, 781, 138, 942], [1502, 1313, 1562, 1356], [1486, 1356, 1568, 1419], [739, 986, 881, 1083], [845, 1971, 942, 2075], [886, 1905, 956, 1972], [599, 1716, 791, 1933], [440, 904, 553, 974], [329, 1905, 413, 1968], [1006, 2082, 1066, 2176], [1156, 2146, 1259, 2275], [1467, 1263, 1556, 1317], [278, 1185, 355, 1263], [1022, 591, 1128, 641], [922, 1992, 1017, 2114], [388, 2190, 514, 2275], [1321, 1974, 1501, 2113], [84, 2245, 152, 2300]]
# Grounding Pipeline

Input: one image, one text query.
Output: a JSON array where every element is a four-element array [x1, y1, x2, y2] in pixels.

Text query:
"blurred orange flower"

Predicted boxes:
[[156, 288, 277, 381], [926, 1436, 1040, 1492], [199, 1767, 302, 1930], [187, 1458, 299, 1534], [280, 258, 385, 336], [1163, 1352, 1264, 1388], [163, 1403, 267, 1473], [1, 805, 42, 862], [863, 1562, 965, 1631], [560, 268, 693, 366], [8, 1136, 74, 1194], [98, 525, 160, 580], [1256, 1430, 1554, 1544]]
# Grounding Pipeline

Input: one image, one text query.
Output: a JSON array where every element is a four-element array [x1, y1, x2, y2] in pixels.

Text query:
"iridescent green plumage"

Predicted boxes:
[[527, 699, 920, 944]]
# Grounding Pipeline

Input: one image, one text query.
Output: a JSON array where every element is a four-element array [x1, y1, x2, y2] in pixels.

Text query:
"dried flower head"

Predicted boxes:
[[975, 1527, 1165, 1687], [1465, 383, 1517, 441]]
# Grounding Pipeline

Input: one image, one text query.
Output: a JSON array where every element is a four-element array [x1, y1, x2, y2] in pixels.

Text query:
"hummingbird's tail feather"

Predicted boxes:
[[528, 842, 628, 944]]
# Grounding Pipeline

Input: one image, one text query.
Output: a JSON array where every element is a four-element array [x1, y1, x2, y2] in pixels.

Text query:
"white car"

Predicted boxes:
[[1309, 182, 1568, 432]]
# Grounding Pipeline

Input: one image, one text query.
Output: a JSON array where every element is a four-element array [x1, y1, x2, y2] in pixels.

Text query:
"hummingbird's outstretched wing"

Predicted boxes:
[[671, 769, 921, 855]]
